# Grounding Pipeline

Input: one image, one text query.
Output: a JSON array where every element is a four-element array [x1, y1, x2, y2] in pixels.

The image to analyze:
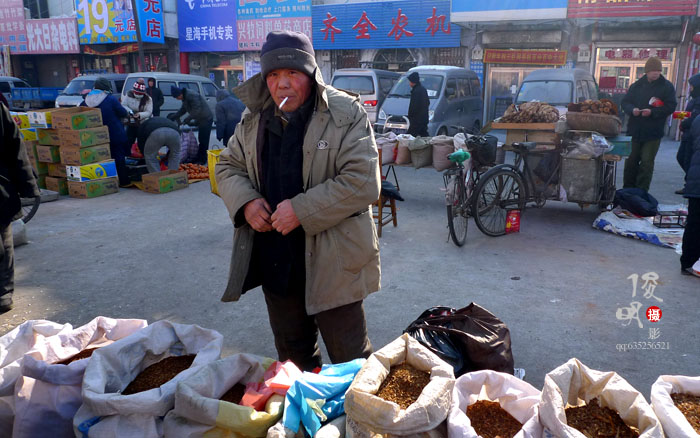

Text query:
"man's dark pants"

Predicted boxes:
[[681, 197, 700, 270], [196, 118, 214, 164], [0, 224, 14, 309], [623, 139, 661, 192], [263, 283, 372, 372]]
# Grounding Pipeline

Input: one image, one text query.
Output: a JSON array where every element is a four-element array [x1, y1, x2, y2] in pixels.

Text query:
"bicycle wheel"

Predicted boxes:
[[20, 196, 40, 224], [472, 168, 524, 237], [446, 175, 468, 246]]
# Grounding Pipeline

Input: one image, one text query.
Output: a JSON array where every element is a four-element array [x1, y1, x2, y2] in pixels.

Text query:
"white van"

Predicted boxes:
[[122, 73, 219, 121], [331, 69, 401, 125]]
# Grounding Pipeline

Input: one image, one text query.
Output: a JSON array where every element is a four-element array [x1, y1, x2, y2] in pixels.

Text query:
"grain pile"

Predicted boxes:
[[220, 383, 247, 405], [376, 363, 430, 410], [55, 347, 100, 365], [671, 393, 700, 434], [122, 355, 196, 395], [466, 400, 523, 438], [565, 398, 639, 438]]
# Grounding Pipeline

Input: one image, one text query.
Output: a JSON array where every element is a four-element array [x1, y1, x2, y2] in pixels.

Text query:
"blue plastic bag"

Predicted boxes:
[[282, 359, 365, 437]]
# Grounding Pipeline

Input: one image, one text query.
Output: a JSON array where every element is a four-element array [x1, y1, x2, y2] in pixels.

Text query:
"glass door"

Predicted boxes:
[[485, 67, 538, 122]]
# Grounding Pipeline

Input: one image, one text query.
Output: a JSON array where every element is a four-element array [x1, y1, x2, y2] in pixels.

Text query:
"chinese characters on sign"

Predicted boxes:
[[616, 272, 664, 330], [177, 0, 237, 52], [76, 0, 164, 45], [568, 0, 696, 18], [0, 0, 27, 54], [237, 0, 311, 51], [483, 49, 568, 66], [599, 48, 673, 61], [26, 18, 80, 54], [312, 0, 458, 50]]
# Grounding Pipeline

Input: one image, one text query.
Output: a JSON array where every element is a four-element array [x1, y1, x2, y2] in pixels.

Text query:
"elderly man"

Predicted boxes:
[[215, 31, 380, 371], [621, 56, 677, 192]]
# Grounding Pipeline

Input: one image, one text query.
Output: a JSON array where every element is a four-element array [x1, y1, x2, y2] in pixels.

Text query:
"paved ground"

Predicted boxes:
[[2, 136, 697, 400]]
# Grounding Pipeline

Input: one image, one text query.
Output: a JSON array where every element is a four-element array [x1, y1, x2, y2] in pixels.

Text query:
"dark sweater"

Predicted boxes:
[[621, 74, 677, 142]]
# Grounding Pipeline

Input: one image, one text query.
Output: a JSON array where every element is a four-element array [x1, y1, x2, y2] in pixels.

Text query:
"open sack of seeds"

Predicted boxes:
[[163, 353, 282, 438], [73, 320, 223, 438], [344, 333, 455, 437], [650, 375, 700, 437], [13, 316, 147, 438], [539, 358, 663, 438], [0, 320, 72, 436], [447, 370, 543, 438]]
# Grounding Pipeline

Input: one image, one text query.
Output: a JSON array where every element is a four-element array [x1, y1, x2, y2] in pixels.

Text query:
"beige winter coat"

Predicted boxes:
[[215, 69, 381, 315]]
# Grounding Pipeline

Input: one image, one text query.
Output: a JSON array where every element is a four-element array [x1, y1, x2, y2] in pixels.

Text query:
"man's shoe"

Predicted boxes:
[[681, 267, 693, 276], [675, 188, 685, 195], [0, 298, 13, 314]]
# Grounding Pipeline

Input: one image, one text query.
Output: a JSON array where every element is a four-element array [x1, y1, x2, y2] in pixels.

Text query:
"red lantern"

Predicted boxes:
[[693, 32, 700, 46]]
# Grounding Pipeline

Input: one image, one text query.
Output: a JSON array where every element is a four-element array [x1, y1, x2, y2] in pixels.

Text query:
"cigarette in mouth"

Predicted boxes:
[[279, 97, 289, 110]]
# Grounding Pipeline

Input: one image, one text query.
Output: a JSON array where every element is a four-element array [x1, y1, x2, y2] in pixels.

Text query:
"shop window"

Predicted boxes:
[[202, 83, 218, 98], [159, 81, 176, 96]]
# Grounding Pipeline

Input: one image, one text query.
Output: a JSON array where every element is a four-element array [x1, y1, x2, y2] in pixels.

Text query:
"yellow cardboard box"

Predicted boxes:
[[142, 170, 189, 194], [59, 126, 110, 148], [51, 107, 103, 130]]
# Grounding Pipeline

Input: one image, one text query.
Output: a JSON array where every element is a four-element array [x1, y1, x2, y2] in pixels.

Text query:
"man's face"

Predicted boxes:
[[266, 68, 312, 112], [148, 79, 155, 88], [409, 81, 416, 88], [176, 95, 183, 101], [647, 71, 661, 82]]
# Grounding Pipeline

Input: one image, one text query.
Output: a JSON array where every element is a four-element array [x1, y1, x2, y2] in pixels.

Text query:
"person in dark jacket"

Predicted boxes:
[[0, 92, 8, 109], [675, 73, 700, 194], [84, 77, 131, 186], [621, 57, 677, 193], [681, 116, 700, 277], [137, 116, 181, 173], [168, 86, 213, 165], [407, 71, 430, 137], [1, 104, 40, 314], [215, 89, 245, 147], [146, 78, 164, 117]]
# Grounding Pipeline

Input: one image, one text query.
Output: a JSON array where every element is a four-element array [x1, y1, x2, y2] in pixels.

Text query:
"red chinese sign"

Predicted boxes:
[[568, 0, 696, 18], [0, 0, 27, 54], [599, 48, 673, 61], [484, 49, 568, 66]]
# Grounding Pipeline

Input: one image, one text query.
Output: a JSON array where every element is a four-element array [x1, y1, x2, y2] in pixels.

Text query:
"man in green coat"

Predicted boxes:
[[215, 31, 381, 371]]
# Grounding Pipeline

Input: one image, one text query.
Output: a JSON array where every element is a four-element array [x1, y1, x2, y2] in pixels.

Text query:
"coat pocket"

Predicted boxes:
[[333, 211, 378, 274]]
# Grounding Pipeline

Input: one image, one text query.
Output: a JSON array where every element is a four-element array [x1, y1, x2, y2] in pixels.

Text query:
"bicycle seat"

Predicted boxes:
[[512, 142, 537, 151]]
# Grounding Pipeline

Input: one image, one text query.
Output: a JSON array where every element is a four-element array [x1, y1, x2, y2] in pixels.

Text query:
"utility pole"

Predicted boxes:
[[129, 0, 147, 72]]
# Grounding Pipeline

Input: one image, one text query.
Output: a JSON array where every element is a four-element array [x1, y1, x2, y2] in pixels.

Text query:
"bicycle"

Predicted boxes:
[[20, 169, 41, 224]]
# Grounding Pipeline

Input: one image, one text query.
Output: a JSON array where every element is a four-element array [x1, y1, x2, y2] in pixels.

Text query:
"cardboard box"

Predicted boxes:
[[48, 163, 67, 178], [59, 126, 110, 148], [20, 128, 37, 142], [27, 108, 71, 128], [60, 144, 111, 166], [11, 112, 30, 129], [37, 128, 61, 146], [26, 144, 48, 176], [51, 107, 103, 130], [45, 176, 68, 195], [67, 160, 117, 182], [22, 140, 38, 161], [142, 170, 188, 194], [36, 174, 47, 190], [36, 145, 61, 163], [68, 177, 119, 199]]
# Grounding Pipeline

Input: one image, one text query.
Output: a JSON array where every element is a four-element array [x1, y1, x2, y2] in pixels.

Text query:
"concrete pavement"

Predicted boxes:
[[1, 137, 697, 400]]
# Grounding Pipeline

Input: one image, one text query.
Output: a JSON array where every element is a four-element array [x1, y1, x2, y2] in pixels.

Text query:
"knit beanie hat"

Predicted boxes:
[[260, 30, 317, 78], [94, 77, 111, 92], [408, 72, 420, 84], [645, 56, 662, 73], [171, 86, 183, 98], [133, 78, 146, 95]]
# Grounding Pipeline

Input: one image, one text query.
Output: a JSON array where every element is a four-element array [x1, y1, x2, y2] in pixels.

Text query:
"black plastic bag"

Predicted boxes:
[[404, 303, 515, 377], [614, 188, 659, 217]]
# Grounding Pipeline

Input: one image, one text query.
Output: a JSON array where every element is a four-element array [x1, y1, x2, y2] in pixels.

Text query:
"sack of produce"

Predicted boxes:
[[404, 304, 515, 377], [396, 134, 414, 165], [73, 320, 223, 438], [500, 102, 559, 123], [376, 132, 398, 165], [539, 358, 663, 438], [447, 370, 542, 438], [566, 112, 622, 137], [0, 320, 71, 435], [409, 137, 433, 169], [163, 354, 284, 438], [650, 375, 700, 438], [12, 317, 147, 438], [431, 135, 455, 171], [344, 333, 454, 437]]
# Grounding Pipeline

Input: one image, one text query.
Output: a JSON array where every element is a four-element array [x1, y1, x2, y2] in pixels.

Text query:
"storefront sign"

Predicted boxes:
[[177, 0, 237, 52], [237, 0, 311, 51], [598, 48, 674, 61], [0, 0, 27, 54], [568, 0, 696, 18], [83, 43, 139, 56], [76, 0, 164, 45], [484, 49, 568, 66], [312, 0, 458, 50], [451, 0, 567, 22], [245, 59, 261, 79], [469, 60, 484, 91], [25, 18, 80, 54]]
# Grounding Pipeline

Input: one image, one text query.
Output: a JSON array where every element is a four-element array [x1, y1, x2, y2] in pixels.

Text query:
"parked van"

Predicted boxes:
[[0, 76, 31, 110], [56, 74, 127, 108], [330, 69, 401, 125], [377, 66, 483, 136], [122, 72, 219, 121], [515, 68, 599, 115]]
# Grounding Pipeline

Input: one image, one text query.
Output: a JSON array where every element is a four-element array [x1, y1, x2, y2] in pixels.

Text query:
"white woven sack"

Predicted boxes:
[[650, 375, 700, 438]]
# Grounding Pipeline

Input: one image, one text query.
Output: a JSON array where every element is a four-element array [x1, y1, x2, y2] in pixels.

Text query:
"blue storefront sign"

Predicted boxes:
[[76, 0, 164, 45], [312, 0, 458, 50], [451, 0, 568, 22], [177, 0, 237, 52]]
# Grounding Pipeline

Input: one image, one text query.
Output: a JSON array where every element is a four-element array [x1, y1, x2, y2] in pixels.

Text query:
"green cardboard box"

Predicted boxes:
[[48, 163, 67, 178], [37, 128, 61, 146], [45, 176, 68, 195], [59, 126, 110, 148], [36, 174, 47, 190], [60, 144, 111, 166], [142, 170, 189, 194], [51, 107, 103, 130], [36, 145, 61, 163], [68, 177, 119, 199]]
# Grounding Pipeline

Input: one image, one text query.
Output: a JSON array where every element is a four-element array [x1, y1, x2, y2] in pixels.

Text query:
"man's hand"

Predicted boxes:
[[244, 198, 273, 232], [632, 108, 641, 116], [641, 109, 652, 117], [271, 200, 301, 236]]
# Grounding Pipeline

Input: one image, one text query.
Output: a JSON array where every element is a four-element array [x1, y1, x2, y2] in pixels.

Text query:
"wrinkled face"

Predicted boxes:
[[266, 68, 312, 112], [647, 71, 661, 82]]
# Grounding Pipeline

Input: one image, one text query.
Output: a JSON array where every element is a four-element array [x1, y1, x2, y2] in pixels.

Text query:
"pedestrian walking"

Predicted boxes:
[[407, 71, 430, 137], [0, 104, 40, 314], [215, 30, 380, 371], [621, 56, 677, 192]]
